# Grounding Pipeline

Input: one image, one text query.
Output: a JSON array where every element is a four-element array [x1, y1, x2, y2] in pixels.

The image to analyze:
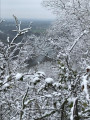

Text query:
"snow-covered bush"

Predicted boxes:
[[0, 16, 32, 120]]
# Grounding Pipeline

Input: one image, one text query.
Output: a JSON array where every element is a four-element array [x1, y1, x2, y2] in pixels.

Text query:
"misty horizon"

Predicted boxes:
[[0, 0, 56, 20], [3, 17, 55, 21]]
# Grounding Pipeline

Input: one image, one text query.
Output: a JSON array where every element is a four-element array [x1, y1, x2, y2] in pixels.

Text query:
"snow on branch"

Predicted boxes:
[[81, 74, 90, 101], [34, 110, 56, 120], [69, 30, 89, 53], [11, 15, 31, 44], [70, 97, 78, 120], [20, 87, 29, 120]]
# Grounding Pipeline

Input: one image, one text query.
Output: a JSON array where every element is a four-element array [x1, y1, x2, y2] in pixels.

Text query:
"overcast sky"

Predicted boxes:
[[0, 0, 55, 20]]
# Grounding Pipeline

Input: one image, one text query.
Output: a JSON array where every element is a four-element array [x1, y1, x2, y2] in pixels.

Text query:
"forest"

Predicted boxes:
[[0, 0, 90, 120]]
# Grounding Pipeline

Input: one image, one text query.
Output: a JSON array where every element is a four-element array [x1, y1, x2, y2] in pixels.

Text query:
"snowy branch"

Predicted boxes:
[[69, 30, 89, 53]]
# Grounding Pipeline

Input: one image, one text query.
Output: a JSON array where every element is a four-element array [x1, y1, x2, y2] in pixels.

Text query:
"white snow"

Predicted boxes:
[[68, 85, 71, 90], [68, 97, 78, 120], [5, 75, 9, 80], [68, 97, 76, 103], [36, 71, 46, 78], [69, 30, 89, 53], [83, 30, 89, 34], [38, 84, 45, 92], [24, 100, 30, 105], [0, 80, 2, 84], [45, 94, 52, 98], [7, 37, 10, 42], [33, 77, 40, 83], [2, 83, 9, 89], [86, 66, 90, 70], [45, 78, 54, 84], [52, 92, 61, 96], [67, 1, 73, 7], [53, 82, 61, 88], [15, 73, 23, 80], [3, 75, 9, 84], [81, 75, 89, 100]]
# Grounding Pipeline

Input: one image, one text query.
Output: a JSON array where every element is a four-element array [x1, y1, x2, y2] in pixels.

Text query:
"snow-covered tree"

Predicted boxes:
[[41, 0, 90, 119], [42, 0, 90, 71]]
